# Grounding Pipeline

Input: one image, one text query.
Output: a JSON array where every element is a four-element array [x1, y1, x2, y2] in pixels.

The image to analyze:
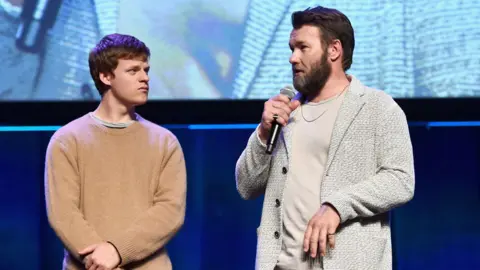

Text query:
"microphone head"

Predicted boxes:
[[280, 85, 296, 100]]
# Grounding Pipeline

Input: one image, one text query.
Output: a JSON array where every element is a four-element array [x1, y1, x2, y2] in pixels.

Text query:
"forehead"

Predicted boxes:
[[289, 25, 321, 43], [117, 58, 149, 67]]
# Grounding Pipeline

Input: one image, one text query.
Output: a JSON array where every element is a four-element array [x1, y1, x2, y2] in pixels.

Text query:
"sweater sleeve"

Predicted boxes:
[[44, 135, 103, 261], [109, 136, 187, 266]]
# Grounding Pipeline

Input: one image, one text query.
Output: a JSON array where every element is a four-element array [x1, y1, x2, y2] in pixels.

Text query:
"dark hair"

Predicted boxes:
[[291, 6, 355, 71], [88, 33, 150, 96]]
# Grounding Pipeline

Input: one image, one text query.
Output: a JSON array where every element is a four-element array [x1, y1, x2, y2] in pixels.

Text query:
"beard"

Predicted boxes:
[[293, 51, 331, 98]]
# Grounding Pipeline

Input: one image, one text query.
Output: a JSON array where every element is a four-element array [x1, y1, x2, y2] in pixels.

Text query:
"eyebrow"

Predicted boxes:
[[289, 40, 307, 49], [126, 65, 150, 71]]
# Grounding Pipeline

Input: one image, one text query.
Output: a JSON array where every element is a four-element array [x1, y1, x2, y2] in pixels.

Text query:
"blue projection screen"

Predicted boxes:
[[1, 0, 479, 101]]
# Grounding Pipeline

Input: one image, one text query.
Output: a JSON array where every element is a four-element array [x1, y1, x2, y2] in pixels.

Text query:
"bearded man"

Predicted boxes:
[[235, 6, 415, 270]]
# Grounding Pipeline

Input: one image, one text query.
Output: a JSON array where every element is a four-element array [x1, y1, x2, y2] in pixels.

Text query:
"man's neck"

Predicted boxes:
[[308, 73, 351, 103], [93, 95, 136, 123]]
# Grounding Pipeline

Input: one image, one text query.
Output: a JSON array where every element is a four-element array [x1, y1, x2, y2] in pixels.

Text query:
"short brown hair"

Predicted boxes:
[[88, 33, 150, 96], [291, 6, 355, 71]]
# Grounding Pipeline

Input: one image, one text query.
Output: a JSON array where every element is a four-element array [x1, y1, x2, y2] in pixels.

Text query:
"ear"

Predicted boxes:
[[328, 39, 342, 62], [99, 72, 113, 87]]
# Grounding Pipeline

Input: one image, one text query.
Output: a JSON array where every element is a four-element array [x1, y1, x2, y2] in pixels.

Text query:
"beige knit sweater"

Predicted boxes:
[[44, 114, 186, 269]]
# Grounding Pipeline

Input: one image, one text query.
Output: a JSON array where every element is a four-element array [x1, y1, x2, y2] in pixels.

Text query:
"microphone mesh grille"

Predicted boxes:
[[280, 85, 295, 100]]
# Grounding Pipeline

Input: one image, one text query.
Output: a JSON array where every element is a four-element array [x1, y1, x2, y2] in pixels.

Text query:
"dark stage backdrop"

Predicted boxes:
[[0, 124, 479, 270]]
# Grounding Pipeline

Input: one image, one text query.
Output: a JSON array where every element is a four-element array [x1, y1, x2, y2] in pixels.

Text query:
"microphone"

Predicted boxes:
[[266, 86, 296, 154]]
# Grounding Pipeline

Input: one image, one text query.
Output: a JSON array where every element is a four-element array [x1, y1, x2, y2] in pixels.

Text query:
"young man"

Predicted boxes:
[[44, 33, 187, 270], [235, 6, 415, 270]]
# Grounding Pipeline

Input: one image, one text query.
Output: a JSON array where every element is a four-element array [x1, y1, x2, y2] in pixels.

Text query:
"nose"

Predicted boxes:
[[140, 70, 149, 82], [289, 51, 300, 65]]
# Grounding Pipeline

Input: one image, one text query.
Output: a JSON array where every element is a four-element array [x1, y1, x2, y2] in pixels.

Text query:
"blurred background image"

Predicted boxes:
[[1, 0, 479, 100]]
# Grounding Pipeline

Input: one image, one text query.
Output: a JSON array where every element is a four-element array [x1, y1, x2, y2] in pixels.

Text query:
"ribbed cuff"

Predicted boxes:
[[108, 236, 138, 267], [107, 241, 123, 266]]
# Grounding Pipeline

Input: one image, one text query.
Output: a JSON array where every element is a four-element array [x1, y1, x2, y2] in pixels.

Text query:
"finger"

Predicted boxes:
[[327, 234, 336, 250], [289, 100, 301, 110], [269, 100, 291, 115], [264, 99, 290, 125], [319, 227, 328, 257], [261, 113, 276, 130], [272, 94, 291, 104], [271, 100, 293, 114], [84, 256, 93, 269], [86, 256, 95, 269], [303, 224, 313, 252], [271, 109, 289, 126], [88, 264, 99, 270], [79, 244, 97, 255], [87, 258, 96, 270], [327, 228, 336, 249], [270, 105, 292, 121], [265, 109, 288, 127], [309, 225, 321, 258]]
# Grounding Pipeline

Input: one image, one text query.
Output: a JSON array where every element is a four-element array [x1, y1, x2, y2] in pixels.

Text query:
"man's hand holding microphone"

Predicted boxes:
[[258, 86, 300, 154]]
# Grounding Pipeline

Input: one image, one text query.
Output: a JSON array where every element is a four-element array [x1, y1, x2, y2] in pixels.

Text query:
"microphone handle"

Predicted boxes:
[[266, 120, 281, 154]]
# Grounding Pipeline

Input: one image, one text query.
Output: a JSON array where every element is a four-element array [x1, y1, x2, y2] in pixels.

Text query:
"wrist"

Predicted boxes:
[[323, 203, 340, 219], [107, 241, 122, 266], [257, 126, 268, 144]]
